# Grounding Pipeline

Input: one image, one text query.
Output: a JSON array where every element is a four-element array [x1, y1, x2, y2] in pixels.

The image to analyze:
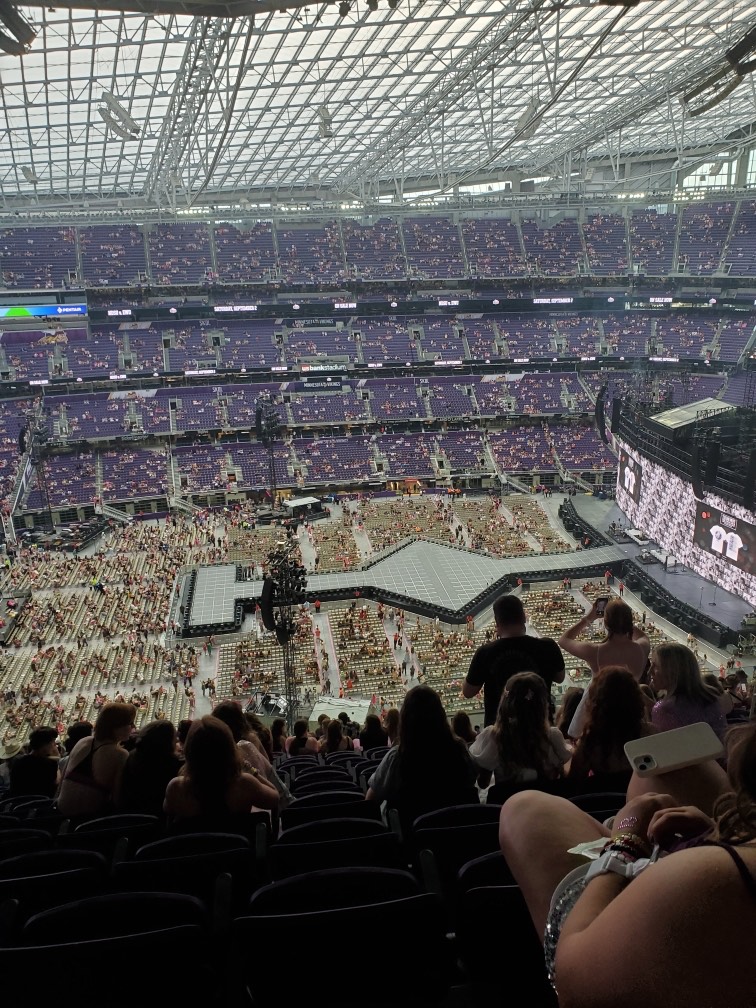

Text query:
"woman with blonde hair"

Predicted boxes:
[[650, 641, 727, 743], [558, 597, 650, 737], [57, 701, 136, 819]]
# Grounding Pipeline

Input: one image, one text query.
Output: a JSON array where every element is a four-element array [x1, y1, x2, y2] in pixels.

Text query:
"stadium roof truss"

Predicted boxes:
[[0, 0, 755, 215]]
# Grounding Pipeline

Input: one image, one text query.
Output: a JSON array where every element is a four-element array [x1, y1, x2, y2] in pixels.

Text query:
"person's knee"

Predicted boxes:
[[499, 790, 555, 854]]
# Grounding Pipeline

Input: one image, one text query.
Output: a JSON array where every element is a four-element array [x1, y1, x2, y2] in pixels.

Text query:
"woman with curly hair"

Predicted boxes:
[[567, 666, 655, 792], [470, 672, 571, 786], [499, 721, 756, 1008]]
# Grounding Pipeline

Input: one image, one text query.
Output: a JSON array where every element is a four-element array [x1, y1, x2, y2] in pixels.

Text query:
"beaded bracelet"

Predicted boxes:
[[609, 831, 651, 856]]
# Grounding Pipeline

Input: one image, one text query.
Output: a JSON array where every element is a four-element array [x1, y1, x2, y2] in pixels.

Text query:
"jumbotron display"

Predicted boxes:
[[615, 438, 756, 606]]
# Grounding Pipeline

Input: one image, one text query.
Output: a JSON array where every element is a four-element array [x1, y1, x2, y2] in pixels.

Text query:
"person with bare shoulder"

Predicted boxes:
[[558, 598, 650, 738], [57, 702, 136, 819], [164, 715, 278, 819], [499, 721, 756, 1008]]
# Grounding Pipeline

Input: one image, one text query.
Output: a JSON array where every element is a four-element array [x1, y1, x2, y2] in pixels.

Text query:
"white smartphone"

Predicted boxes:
[[624, 722, 724, 777]]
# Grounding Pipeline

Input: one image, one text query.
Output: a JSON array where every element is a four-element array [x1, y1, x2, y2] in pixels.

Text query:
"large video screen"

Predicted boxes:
[[618, 448, 643, 504], [693, 505, 755, 577], [616, 437, 756, 606]]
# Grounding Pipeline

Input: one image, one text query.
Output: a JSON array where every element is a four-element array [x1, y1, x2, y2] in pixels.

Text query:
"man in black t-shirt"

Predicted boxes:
[[463, 595, 565, 726]]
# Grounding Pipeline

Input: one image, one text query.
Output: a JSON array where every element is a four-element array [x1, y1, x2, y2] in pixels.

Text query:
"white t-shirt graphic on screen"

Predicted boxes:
[[624, 466, 636, 494], [725, 531, 744, 561], [709, 525, 726, 554]]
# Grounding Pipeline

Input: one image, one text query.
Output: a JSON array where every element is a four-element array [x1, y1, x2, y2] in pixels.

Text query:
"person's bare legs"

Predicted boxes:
[[626, 760, 730, 817], [499, 791, 609, 937]]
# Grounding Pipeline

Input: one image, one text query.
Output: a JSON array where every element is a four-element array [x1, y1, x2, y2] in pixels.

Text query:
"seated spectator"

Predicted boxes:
[[57, 702, 136, 819], [499, 722, 756, 1007], [723, 674, 750, 721], [567, 667, 655, 793], [382, 708, 400, 746], [286, 719, 319, 757], [359, 714, 389, 751], [0, 740, 23, 794], [559, 598, 650, 738], [314, 714, 330, 741], [319, 717, 354, 755], [367, 685, 477, 829], [176, 718, 192, 757], [118, 720, 182, 817], [246, 713, 274, 761], [555, 687, 584, 741], [470, 672, 571, 789], [270, 718, 287, 755], [650, 642, 727, 743], [164, 715, 278, 819], [9, 726, 59, 798], [451, 711, 477, 747], [56, 721, 93, 783]]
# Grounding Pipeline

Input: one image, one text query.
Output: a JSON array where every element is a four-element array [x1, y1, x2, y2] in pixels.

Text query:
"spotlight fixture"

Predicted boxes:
[[100, 91, 141, 136], [367, 0, 378, 9], [98, 107, 138, 141], [20, 165, 38, 184], [387, 0, 398, 7], [338, 0, 350, 14]]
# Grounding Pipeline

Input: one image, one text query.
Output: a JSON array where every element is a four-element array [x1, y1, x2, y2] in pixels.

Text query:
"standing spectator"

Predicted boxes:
[[558, 598, 650, 738], [463, 595, 565, 726]]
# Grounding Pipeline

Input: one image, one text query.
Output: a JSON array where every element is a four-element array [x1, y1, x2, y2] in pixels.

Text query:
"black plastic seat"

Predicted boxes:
[[269, 831, 406, 879]]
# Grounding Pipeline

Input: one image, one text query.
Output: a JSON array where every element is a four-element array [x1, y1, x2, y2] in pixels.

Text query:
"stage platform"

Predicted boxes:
[[571, 494, 752, 635], [178, 537, 628, 637]]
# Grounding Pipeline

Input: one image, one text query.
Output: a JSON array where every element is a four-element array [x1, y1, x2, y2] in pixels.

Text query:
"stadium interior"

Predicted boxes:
[[0, 0, 754, 1002]]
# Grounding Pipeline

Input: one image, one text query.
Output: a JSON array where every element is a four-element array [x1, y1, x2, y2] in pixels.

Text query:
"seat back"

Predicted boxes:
[[58, 814, 161, 857], [167, 811, 271, 846], [276, 818, 388, 845], [249, 866, 421, 914], [0, 830, 53, 860], [412, 804, 502, 831], [290, 779, 362, 798], [232, 894, 451, 1006], [413, 821, 501, 898], [0, 927, 213, 1006], [23, 891, 208, 944], [281, 795, 381, 831], [269, 832, 406, 880], [455, 886, 557, 1004], [568, 792, 627, 819]]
